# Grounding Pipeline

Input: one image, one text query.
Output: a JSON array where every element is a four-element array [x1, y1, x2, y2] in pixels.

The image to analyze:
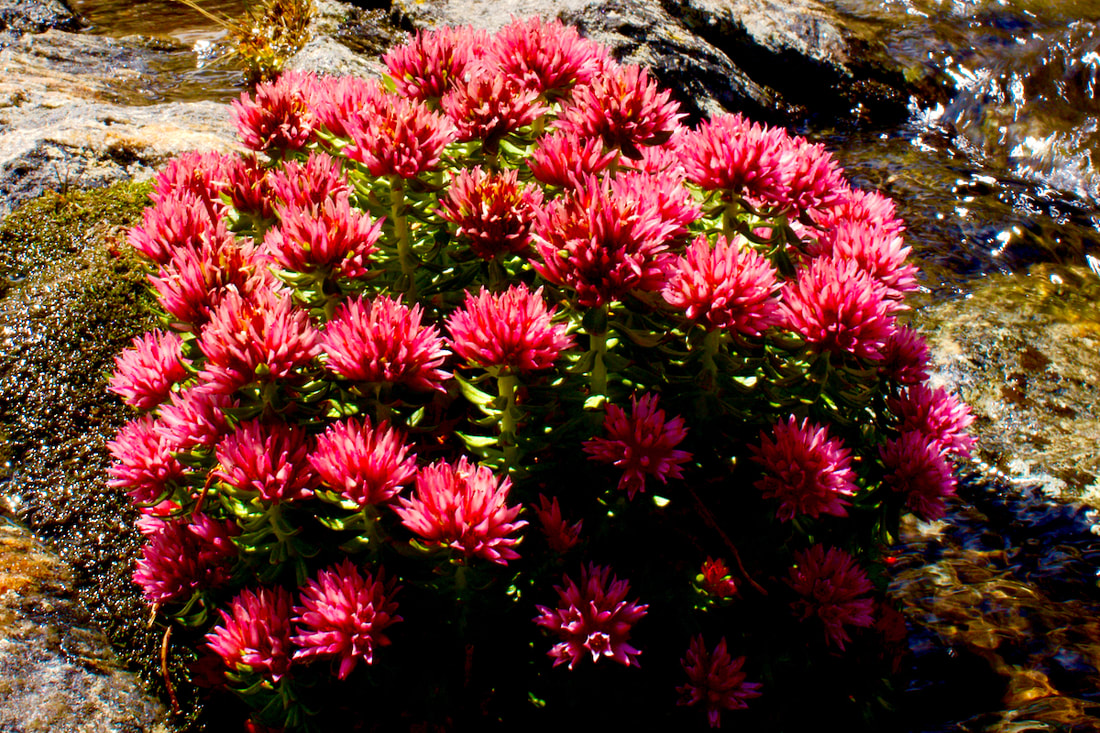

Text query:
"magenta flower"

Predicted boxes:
[[811, 186, 904, 239], [662, 235, 781, 335], [677, 635, 762, 728], [879, 324, 931, 386], [344, 94, 455, 179], [436, 166, 544, 260], [107, 415, 188, 506], [778, 136, 846, 213], [132, 513, 239, 605], [582, 392, 692, 499], [780, 257, 897, 361], [309, 417, 418, 508], [263, 195, 383, 279], [383, 25, 487, 102], [206, 586, 295, 682], [787, 545, 875, 650], [880, 431, 957, 521], [557, 64, 683, 156], [155, 385, 237, 451], [150, 150, 234, 217], [108, 329, 188, 410], [533, 494, 583, 553], [222, 153, 275, 221], [813, 220, 919, 299], [532, 173, 682, 307], [127, 192, 219, 266], [197, 288, 320, 394], [231, 70, 316, 154], [886, 384, 976, 459], [680, 113, 794, 205], [320, 295, 450, 393], [149, 237, 267, 330], [214, 419, 318, 503], [309, 75, 387, 140], [291, 558, 401, 679], [267, 151, 351, 210], [489, 16, 609, 97], [442, 65, 548, 147], [392, 455, 526, 565], [533, 564, 648, 669], [445, 285, 574, 374], [751, 416, 858, 522], [528, 131, 618, 188], [698, 558, 738, 599]]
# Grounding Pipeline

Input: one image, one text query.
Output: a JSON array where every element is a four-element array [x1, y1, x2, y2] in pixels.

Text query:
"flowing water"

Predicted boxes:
[[9, 0, 1100, 730]]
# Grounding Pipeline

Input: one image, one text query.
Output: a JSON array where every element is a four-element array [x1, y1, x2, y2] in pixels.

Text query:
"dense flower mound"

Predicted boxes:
[[109, 16, 974, 731]]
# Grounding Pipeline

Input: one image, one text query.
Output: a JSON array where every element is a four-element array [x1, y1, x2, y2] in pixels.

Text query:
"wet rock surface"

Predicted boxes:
[[0, 517, 168, 732], [0, 0, 82, 35]]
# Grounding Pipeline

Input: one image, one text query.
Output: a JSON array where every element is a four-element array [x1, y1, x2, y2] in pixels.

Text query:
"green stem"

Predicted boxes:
[[390, 176, 417, 300], [589, 329, 608, 402], [496, 372, 520, 470]]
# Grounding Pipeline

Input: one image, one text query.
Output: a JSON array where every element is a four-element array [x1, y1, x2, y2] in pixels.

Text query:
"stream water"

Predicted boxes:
[[16, 0, 1100, 730]]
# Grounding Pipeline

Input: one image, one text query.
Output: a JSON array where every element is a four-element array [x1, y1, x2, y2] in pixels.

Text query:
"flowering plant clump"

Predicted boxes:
[[109, 18, 974, 731]]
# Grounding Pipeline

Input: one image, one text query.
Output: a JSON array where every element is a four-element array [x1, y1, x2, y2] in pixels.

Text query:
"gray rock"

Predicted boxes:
[[0, 0, 81, 35], [0, 517, 168, 733], [391, 0, 922, 125]]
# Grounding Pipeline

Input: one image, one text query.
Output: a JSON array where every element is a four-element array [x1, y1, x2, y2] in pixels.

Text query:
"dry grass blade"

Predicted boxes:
[[171, 0, 315, 84]]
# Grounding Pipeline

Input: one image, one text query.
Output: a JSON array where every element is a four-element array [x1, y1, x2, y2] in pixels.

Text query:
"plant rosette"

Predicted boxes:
[[108, 17, 974, 731]]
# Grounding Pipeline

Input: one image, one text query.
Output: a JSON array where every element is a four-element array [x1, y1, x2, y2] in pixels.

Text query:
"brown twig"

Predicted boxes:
[[161, 625, 181, 716], [687, 485, 768, 596]]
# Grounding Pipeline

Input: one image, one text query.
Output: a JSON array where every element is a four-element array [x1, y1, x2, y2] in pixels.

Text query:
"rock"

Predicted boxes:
[[921, 263, 1100, 505], [287, 0, 400, 79], [0, 516, 169, 732], [0, 0, 82, 35], [391, 0, 922, 125], [0, 28, 238, 218]]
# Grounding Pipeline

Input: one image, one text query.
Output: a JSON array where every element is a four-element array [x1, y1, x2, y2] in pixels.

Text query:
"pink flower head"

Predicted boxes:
[[127, 192, 219, 266], [780, 257, 896, 361], [582, 392, 692, 499], [223, 154, 275, 221], [344, 94, 455, 179], [206, 586, 295, 682], [149, 236, 266, 330], [489, 17, 609, 97], [880, 431, 957, 521], [442, 64, 548, 147], [533, 494, 582, 553], [267, 151, 351, 210], [309, 75, 387, 140], [751, 416, 858, 522], [662, 235, 781, 335], [879, 324, 931, 386], [533, 563, 648, 669], [437, 166, 544, 259], [155, 385, 237, 451], [532, 173, 682, 307], [392, 455, 526, 565], [232, 70, 316, 154], [197, 287, 320, 394], [810, 186, 904, 240], [108, 329, 188, 410], [292, 558, 401, 679], [264, 195, 382, 279], [698, 558, 738, 599], [214, 418, 318, 503], [677, 635, 762, 728], [557, 64, 683, 157], [446, 285, 573, 374], [320, 295, 450, 393], [886, 384, 976, 459], [150, 150, 233, 217], [310, 417, 418, 508], [528, 131, 618, 188], [619, 169, 700, 243], [777, 136, 846, 213], [383, 25, 487, 102], [813, 220, 919, 299], [787, 545, 875, 650], [132, 513, 239, 605], [107, 415, 187, 506], [680, 113, 794, 205]]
